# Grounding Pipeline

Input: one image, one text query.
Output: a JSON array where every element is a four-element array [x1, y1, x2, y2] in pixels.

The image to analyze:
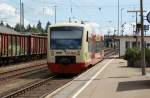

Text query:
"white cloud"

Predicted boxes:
[[0, 3, 16, 18], [0, 3, 29, 27]]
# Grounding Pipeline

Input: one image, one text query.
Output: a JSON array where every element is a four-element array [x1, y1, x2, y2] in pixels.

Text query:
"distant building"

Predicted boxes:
[[116, 36, 150, 57], [0, 25, 19, 34]]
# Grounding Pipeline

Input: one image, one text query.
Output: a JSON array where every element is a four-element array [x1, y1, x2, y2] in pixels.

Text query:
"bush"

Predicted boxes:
[[125, 48, 140, 67], [125, 48, 150, 67], [125, 48, 140, 61], [145, 48, 150, 66]]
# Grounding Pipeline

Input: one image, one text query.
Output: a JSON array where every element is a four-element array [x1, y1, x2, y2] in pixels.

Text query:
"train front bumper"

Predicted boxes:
[[47, 62, 89, 73]]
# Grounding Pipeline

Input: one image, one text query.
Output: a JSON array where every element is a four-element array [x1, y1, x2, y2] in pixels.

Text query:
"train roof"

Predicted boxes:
[[49, 22, 104, 36], [49, 22, 86, 28], [49, 22, 102, 30]]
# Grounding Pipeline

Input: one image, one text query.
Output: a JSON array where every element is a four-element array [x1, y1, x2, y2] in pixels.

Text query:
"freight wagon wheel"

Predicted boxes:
[[39, 55, 42, 59], [0, 58, 3, 66], [17, 56, 22, 62], [13, 57, 17, 63], [23, 56, 26, 61], [36, 55, 39, 59], [1, 58, 5, 65], [32, 56, 34, 60], [3, 58, 9, 65], [32, 55, 34, 60], [25, 56, 29, 61]]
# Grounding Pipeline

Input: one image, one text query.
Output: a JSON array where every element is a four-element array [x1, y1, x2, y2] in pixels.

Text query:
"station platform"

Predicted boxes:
[[0, 59, 46, 74], [45, 57, 150, 98]]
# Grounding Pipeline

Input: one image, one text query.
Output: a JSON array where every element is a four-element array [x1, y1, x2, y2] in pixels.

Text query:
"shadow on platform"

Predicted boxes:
[[117, 80, 150, 92], [118, 66, 140, 69], [108, 76, 130, 79]]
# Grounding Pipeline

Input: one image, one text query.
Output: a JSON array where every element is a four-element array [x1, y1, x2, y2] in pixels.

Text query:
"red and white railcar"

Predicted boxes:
[[47, 22, 104, 73]]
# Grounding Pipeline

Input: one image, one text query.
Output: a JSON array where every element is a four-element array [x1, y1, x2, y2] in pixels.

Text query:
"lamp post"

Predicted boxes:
[[121, 22, 126, 36], [121, 8, 124, 36], [54, 5, 57, 24], [20, 0, 22, 32], [120, 8, 124, 30], [118, 0, 120, 35], [98, 7, 101, 26], [69, 4, 73, 22]]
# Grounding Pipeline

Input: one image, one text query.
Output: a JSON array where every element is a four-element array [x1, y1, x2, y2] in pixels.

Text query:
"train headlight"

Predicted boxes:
[[77, 51, 80, 55], [51, 51, 54, 56], [51, 56, 55, 61]]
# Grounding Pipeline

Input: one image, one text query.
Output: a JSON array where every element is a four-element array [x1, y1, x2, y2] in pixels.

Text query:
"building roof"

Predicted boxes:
[[115, 35, 150, 39], [105, 35, 150, 40]]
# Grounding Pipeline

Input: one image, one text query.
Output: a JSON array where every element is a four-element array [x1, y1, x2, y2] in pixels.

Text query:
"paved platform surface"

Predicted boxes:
[[45, 58, 150, 98], [0, 59, 46, 74]]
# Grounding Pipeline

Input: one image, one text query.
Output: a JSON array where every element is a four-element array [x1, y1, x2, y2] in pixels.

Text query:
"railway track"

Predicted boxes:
[[104, 48, 118, 58], [0, 63, 75, 98], [0, 47, 112, 80], [1, 74, 75, 98], [0, 48, 117, 98], [1, 75, 56, 98], [0, 47, 113, 79], [0, 63, 47, 81]]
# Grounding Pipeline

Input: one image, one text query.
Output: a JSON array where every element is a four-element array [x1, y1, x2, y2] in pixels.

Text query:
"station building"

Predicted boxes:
[[116, 36, 150, 57]]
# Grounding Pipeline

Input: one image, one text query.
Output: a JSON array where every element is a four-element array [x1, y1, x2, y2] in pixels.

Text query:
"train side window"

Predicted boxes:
[[86, 31, 88, 42]]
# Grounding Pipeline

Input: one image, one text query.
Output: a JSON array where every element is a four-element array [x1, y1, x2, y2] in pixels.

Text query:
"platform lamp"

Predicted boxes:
[[118, 0, 120, 35]]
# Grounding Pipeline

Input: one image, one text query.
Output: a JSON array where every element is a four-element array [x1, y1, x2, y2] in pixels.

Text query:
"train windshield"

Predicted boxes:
[[50, 26, 83, 50]]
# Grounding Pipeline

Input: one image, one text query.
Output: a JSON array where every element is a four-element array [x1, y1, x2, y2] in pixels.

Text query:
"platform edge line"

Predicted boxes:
[[72, 59, 113, 98]]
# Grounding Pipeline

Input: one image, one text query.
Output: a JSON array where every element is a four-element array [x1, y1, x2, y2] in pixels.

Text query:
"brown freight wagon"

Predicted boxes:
[[0, 32, 47, 66]]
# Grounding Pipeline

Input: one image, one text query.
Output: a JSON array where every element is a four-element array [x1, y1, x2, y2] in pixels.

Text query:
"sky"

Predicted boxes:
[[0, 0, 150, 35]]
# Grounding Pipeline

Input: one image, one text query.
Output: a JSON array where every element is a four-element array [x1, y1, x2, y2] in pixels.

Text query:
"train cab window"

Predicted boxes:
[[86, 31, 88, 42], [50, 26, 83, 50]]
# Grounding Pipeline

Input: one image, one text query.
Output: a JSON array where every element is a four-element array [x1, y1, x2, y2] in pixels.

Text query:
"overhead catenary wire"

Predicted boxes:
[[1, 0, 149, 29]]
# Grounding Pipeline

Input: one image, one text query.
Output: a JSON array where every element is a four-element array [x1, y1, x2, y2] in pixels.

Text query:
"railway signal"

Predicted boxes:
[[147, 12, 150, 23]]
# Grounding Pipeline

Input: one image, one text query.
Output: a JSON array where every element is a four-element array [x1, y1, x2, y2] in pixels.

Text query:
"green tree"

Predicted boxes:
[[31, 25, 38, 33], [36, 20, 44, 33], [0, 21, 4, 26], [21, 25, 25, 32], [45, 21, 51, 33], [6, 23, 11, 29], [14, 23, 20, 32], [26, 24, 32, 32], [14, 23, 25, 32]]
